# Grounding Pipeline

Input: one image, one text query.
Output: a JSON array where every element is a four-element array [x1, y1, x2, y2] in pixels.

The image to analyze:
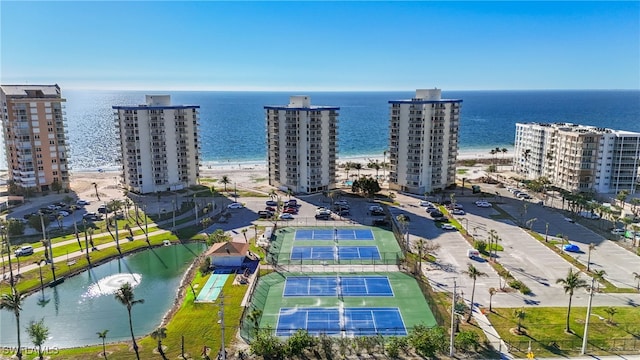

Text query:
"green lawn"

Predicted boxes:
[[488, 306, 640, 357]]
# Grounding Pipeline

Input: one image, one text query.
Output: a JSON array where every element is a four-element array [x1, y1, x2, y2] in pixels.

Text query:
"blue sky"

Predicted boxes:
[[1, 1, 639, 91]]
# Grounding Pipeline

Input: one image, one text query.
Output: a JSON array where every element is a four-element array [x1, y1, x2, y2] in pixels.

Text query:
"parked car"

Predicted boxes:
[[315, 213, 331, 220], [47, 204, 60, 211], [265, 200, 278, 206], [76, 199, 90, 206], [441, 224, 456, 230], [98, 205, 108, 214], [564, 217, 575, 223], [372, 219, 390, 226], [265, 206, 276, 212], [58, 210, 70, 217], [283, 207, 298, 214], [611, 228, 625, 235], [227, 202, 244, 209], [475, 201, 492, 208], [14, 246, 34, 257], [452, 209, 466, 215], [419, 201, 433, 207], [563, 244, 580, 253], [279, 213, 294, 220], [430, 211, 444, 218], [258, 210, 274, 219]]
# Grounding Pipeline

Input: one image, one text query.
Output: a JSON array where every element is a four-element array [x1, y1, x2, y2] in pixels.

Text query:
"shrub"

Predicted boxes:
[[474, 240, 487, 254], [508, 280, 531, 294], [198, 257, 211, 275], [455, 330, 480, 352]]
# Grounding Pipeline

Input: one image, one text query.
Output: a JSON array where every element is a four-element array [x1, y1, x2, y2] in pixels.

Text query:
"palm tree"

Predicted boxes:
[[92, 182, 101, 201], [1, 288, 24, 359], [592, 270, 607, 292], [220, 175, 230, 192], [488, 287, 497, 312], [353, 162, 363, 177], [501, 147, 508, 165], [343, 162, 353, 180], [367, 159, 381, 178], [26, 318, 49, 360], [124, 198, 132, 220], [115, 283, 145, 360], [241, 228, 248, 243], [587, 243, 596, 272], [150, 327, 168, 359], [97, 329, 109, 359], [513, 307, 526, 334], [463, 263, 488, 322], [633, 271, 640, 291], [556, 268, 588, 333], [603, 307, 617, 324], [396, 214, 410, 249]]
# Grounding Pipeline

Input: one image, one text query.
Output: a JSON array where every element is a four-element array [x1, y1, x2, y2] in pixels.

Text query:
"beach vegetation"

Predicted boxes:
[[351, 176, 381, 197]]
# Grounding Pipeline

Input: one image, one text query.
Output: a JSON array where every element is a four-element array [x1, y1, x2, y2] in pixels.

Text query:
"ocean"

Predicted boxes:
[[4, 90, 640, 171]]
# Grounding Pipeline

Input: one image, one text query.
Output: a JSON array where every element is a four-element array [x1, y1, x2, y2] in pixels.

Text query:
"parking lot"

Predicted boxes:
[[391, 191, 640, 308]]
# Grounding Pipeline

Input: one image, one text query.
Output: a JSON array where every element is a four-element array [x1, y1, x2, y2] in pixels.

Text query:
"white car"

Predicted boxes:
[[76, 199, 90, 206], [452, 209, 466, 215], [419, 201, 433, 207], [441, 224, 456, 230], [58, 211, 70, 217], [611, 228, 625, 235], [564, 217, 575, 223], [279, 213, 294, 220], [475, 201, 492, 208], [227, 202, 244, 209]]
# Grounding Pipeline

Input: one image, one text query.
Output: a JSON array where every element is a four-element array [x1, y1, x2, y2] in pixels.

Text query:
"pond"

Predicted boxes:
[[0, 242, 205, 348]]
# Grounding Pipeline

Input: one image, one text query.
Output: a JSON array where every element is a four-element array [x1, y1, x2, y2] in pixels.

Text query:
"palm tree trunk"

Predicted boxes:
[[102, 339, 107, 359], [565, 295, 573, 333], [15, 311, 22, 359], [467, 279, 476, 322], [127, 308, 140, 360]]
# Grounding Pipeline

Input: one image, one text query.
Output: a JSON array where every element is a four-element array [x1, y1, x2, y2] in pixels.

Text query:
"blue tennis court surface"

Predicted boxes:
[[294, 229, 374, 241], [283, 276, 393, 297], [276, 307, 406, 336], [290, 246, 380, 260]]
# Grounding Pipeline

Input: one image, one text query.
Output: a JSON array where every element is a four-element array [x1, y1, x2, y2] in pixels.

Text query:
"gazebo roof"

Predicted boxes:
[[204, 242, 249, 257]]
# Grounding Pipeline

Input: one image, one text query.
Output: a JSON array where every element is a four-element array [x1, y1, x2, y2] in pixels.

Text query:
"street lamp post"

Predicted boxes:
[[449, 278, 457, 357], [172, 200, 176, 229], [83, 219, 91, 266], [581, 277, 596, 355]]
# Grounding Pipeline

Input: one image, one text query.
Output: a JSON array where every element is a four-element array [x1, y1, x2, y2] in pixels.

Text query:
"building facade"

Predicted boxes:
[[388, 89, 462, 195], [1, 85, 70, 193], [113, 95, 200, 194], [265, 96, 339, 194], [514, 122, 640, 194]]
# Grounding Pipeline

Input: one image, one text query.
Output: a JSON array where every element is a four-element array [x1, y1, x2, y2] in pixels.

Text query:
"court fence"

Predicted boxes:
[[271, 253, 403, 267], [503, 336, 640, 356], [239, 271, 287, 342]]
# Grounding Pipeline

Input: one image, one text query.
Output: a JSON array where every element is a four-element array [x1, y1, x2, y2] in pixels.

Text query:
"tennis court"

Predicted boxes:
[[283, 276, 393, 297], [294, 229, 375, 241], [276, 307, 407, 336], [290, 246, 381, 260]]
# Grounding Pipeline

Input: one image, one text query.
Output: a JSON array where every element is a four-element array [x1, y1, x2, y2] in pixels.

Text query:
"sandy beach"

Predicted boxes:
[[61, 149, 495, 202], [0, 149, 498, 209]]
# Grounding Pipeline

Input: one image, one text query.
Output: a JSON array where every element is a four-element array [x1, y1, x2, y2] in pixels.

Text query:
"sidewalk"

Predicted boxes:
[[472, 309, 514, 359]]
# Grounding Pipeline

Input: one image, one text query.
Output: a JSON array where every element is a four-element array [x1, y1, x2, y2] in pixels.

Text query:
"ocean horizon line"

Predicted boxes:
[[61, 88, 640, 93]]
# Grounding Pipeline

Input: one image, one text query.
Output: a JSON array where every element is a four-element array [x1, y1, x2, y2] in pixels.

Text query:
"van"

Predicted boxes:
[[467, 249, 480, 259], [15, 246, 34, 257], [579, 211, 600, 219]]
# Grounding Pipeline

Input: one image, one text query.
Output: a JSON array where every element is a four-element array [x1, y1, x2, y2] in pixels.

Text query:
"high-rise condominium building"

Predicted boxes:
[[1, 85, 70, 192], [388, 89, 462, 195], [265, 96, 339, 194], [514, 122, 640, 194], [113, 95, 200, 194]]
